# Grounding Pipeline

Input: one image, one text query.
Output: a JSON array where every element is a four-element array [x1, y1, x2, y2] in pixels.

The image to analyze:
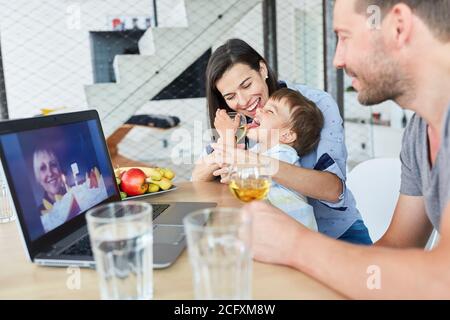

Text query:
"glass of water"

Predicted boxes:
[[0, 182, 15, 223], [86, 201, 153, 300], [0, 163, 15, 223], [183, 207, 252, 300]]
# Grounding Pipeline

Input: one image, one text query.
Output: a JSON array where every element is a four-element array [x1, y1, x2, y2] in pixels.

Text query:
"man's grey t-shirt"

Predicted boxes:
[[400, 105, 450, 231]]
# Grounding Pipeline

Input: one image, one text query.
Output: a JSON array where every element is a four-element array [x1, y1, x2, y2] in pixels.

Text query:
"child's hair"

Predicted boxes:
[[269, 88, 324, 156]]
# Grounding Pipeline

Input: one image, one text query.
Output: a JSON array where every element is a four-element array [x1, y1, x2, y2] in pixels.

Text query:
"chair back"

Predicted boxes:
[[347, 158, 401, 242]]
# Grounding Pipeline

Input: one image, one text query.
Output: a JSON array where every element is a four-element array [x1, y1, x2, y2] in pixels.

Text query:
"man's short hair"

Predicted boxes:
[[269, 88, 324, 157], [355, 0, 450, 42]]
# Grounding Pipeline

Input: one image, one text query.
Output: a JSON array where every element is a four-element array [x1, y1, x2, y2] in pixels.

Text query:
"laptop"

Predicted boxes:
[[0, 110, 216, 269]]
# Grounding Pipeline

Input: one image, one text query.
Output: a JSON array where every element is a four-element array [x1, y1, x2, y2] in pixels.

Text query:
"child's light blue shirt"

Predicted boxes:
[[251, 144, 318, 231]]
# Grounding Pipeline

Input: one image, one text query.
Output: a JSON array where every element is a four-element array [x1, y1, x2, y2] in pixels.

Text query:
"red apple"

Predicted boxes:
[[120, 168, 148, 196]]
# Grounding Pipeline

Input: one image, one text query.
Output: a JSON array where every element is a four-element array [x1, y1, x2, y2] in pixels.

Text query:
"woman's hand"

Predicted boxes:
[[211, 142, 258, 164], [211, 142, 279, 177], [211, 138, 247, 184], [212, 164, 231, 184], [214, 110, 241, 146], [191, 153, 221, 182]]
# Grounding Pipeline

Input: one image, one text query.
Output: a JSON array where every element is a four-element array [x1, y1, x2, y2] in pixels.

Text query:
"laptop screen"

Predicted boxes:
[[0, 118, 117, 241]]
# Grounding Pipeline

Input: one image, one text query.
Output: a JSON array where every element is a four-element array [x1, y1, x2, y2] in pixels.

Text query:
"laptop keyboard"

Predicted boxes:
[[60, 204, 170, 256], [151, 204, 170, 220], [61, 235, 92, 256]]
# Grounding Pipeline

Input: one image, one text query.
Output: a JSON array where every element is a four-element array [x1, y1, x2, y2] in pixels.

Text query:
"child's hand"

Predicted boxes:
[[213, 163, 231, 184], [214, 110, 241, 144]]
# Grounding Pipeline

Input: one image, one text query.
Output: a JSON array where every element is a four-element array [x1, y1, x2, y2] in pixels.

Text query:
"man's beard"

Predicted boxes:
[[350, 43, 413, 106]]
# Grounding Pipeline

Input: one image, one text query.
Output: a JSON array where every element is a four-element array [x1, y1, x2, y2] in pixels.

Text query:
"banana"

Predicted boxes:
[[140, 167, 162, 181], [161, 168, 175, 180], [114, 168, 125, 179], [148, 183, 160, 193], [146, 177, 172, 190]]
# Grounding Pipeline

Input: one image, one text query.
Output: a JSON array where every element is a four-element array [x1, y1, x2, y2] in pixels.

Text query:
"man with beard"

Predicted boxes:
[[239, 0, 450, 298]]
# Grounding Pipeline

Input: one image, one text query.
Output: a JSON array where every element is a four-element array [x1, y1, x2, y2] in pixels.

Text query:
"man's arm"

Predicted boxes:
[[245, 201, 450, 299], [376, 194, 433, 248]]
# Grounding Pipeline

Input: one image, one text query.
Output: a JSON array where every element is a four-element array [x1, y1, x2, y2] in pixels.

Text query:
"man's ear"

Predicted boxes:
[[259, 61, 268, 79], [280, 129, 297, 145], [388, 3, 414, 48]]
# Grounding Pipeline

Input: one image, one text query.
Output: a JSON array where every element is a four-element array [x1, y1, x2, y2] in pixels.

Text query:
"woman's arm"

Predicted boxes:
[[260, 144, 343, 202], [211, 144, 342, 202], [274, 160, 342, 202]]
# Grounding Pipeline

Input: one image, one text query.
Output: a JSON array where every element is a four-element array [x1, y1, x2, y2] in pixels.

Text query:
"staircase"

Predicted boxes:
[[84, 0, 261, 137]]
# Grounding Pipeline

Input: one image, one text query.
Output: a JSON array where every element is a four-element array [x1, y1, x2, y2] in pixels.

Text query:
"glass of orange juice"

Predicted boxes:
[[228, 163, 271, 202]]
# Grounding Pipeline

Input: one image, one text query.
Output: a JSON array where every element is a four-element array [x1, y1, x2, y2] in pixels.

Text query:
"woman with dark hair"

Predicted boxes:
[[192, 38, 371, 245], [204, 39, 279, 129]]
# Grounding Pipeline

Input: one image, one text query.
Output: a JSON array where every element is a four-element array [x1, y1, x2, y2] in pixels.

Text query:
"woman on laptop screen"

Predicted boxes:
[[33, 147, 107, 233]]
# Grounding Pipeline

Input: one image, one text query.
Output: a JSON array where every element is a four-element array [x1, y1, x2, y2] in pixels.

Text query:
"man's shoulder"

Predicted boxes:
[[400, 112, 428, 174], [442, 104, 450, 146], [402, 112, 424, 147], [441, 104, 450, 162]]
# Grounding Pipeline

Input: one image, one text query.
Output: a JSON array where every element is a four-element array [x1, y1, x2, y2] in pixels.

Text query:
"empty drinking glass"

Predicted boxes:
[[183, 207, 252, 300], [86, 201, 153, 300]]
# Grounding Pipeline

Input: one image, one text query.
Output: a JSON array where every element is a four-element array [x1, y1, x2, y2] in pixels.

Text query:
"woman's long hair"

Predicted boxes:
[[205, 39, 278, 131]]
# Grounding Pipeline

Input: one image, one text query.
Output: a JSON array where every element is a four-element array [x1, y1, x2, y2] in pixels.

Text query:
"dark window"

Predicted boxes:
[[90, 30, 145, 83], [152, 48, 211, 100]]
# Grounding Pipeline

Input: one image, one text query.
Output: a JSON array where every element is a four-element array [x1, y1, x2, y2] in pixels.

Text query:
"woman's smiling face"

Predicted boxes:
[[34, 151, 63, 197], [215, 62, 270, 119]]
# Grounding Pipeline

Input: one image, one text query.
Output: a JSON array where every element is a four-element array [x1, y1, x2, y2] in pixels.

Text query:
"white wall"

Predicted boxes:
[[0, 0, 175, 119], [276, 0, 296, 82], [157, 0, 188, 27], [294, 0, 324, 89], [213, 3, 263, 54], [276, 0, 324, 88], [0, 0, 267, 119]]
